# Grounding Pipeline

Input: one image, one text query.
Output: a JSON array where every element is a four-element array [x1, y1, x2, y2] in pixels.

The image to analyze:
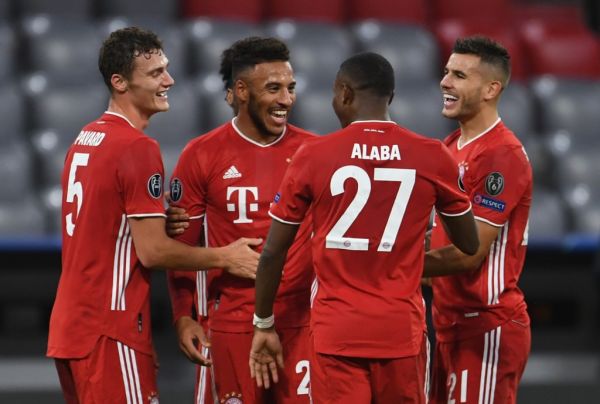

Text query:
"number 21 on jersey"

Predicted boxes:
[[65, 152, 89, 236], [326, 165, 415, 252]]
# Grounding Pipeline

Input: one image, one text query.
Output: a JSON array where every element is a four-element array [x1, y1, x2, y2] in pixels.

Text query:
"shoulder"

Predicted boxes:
[[286, 124, 318, 139], [181, 122, 231, 154]]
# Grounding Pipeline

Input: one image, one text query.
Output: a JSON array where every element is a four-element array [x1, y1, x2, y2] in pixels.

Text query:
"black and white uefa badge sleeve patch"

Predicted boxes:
[[485, 172, 504, 196], [147, 173, 163, 199], [169, 178, 183, 202]]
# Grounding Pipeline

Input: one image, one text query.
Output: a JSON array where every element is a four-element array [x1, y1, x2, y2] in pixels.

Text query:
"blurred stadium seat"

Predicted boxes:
[[555, 150, 600, 235], [351, 21, 440, 84], [195, 72, 237, 131], [98, 0, 178, 20], [0, 85, 26, 146], [389, 80, 454, 139], [498, 82, 536, 141], [146, 80, 203, 148], [265, 20, 352, 89], [0, 23, 16, 82], [263, 0, 345, 23], [21, 16, 104, 86], [291, 90, 339, 135], [16, 0, 94, 19], [186, 18, 263, 74], [0, 141, 34, 204], [347, 0, 428, 24], [0, 198, 47, 236], [182, 0, 263, 22], [531, 77, 600, 151], [528, 186, 569, 240], [431, 0, 512, 22]]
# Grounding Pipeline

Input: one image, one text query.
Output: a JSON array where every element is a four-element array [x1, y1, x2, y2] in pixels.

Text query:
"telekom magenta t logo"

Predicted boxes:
[[226, 186, 259, 223]]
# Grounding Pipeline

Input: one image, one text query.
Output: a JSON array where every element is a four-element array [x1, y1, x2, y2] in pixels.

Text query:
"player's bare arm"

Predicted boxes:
[[424, 219, 500, 277], [128, 216, 262, 271], [250, 220, 299, 388], [175, 316, 212, 366]]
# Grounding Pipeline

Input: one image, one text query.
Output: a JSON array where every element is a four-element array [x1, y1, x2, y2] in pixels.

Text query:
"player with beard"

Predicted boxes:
[[424, 36, 532, 404], [167, 37, 315, 403]]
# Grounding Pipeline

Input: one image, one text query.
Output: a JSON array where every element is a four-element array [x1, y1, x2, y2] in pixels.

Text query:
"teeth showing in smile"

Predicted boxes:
[[157, 91, 168, 98], [443, 94, 458, 102], [272, 110, 287, 118]]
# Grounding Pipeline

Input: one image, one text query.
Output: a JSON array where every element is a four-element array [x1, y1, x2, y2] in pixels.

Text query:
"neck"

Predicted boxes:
[[234, 114, 281, 145], [458, 106, 499, 143], [107, 98, 150, 131], [352, 104, 391, 124]]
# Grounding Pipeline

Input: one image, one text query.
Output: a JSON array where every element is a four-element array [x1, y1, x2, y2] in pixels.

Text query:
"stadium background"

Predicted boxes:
[[0, 0, 598, 402]]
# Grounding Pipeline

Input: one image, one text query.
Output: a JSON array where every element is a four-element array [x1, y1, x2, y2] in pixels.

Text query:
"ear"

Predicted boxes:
[[111, 74, 128, 93], [234, 79, 248, 103], [225, 88, 234, 106], [388, 90, 395, 105], [341, 83, 354, 106], [484, 80, 503, 101]]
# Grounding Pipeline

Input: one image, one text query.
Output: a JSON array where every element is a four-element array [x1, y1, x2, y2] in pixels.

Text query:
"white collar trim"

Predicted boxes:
[[457, 117, 501, 150], [105, 111, 136, 128], [350, 120, 397, 125], [231, 117, 287, 148]]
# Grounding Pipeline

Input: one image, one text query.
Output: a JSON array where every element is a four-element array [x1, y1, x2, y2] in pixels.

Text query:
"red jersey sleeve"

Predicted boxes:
[[466, 145, 530, 226], [269, 143, 314, 224], [435, 143, 472, 216], [169, 142, 207, 219], [117, 137, 166, 217]]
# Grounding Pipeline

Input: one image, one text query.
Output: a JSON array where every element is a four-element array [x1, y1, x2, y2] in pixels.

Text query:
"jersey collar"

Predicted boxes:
[[457, 117, 502, 150], [104, 111, 136, 128], [231, 117, 287, 148]]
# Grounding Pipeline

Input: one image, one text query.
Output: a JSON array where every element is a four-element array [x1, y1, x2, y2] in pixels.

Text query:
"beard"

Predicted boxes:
[[247, 92, 281, 138]]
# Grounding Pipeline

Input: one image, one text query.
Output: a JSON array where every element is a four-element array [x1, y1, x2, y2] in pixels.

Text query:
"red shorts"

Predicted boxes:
[[310, 333, 430, 404], [430, 319, 530, 404], [54, 335, 158, 404], [196, 326, 311, 404]]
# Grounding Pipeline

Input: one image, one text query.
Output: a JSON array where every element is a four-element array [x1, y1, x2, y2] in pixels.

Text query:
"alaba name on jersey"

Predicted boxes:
[[430, 118, 533, 342], [168, 119, 316, 333], [48, 112, 166, 359], [270, 121, 472, 358]]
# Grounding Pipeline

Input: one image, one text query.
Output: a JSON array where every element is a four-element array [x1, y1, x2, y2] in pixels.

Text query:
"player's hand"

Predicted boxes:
[[424, 229, 432, 252], [165, 205, 190, 237], [221, 237, 262, 279], [175, 316, 212, 367], [249, 328, 284, 389]]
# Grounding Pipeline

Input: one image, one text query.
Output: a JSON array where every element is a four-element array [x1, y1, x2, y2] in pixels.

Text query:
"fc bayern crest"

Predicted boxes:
[[220, 391, 243, 404], [170, 178, 183, 202], [147, 173, 163, 199], [457, 162, 468, 192], [485, 172, 504, 196]]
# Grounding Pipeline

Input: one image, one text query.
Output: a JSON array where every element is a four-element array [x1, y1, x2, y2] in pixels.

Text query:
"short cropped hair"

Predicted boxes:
[[230, 37, 290, 80], [453, 36, 511, 86], [338, 52, 395, 98], [98, 27, 163, 91]]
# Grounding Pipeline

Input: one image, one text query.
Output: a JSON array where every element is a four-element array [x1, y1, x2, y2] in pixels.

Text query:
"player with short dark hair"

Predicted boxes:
[[425, 36, 532, 404], [249, 52, 479, 403], [167, 36, 315, 403], [47, 27, 261, 403]]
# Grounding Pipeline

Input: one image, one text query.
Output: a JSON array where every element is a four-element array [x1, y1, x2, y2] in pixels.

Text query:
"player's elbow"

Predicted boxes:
[[457, 237, 479, 256], [136, 243, 167, 269]]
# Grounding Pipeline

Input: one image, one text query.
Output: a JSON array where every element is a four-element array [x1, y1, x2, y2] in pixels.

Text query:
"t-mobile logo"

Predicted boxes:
[[226, 186, 259, 223]]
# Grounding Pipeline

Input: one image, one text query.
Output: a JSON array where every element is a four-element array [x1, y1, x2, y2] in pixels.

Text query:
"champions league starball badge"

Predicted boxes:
[[169, 178, 183, 202], [485, 172, 504, 196], [147, 173, 163, 199]]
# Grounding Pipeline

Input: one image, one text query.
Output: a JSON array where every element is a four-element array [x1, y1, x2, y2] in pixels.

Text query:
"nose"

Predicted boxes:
[[164, 70, 175, 87], [277, 88, 294, 107], [440, 73, 451, 90]]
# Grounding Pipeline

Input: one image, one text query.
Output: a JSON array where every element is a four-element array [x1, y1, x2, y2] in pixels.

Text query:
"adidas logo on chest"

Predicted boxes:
[[223, 165, 242, 179]]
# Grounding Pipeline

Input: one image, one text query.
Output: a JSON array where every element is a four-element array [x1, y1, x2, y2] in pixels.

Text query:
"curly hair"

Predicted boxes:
[[98, 27, 163, 91], [338, 52, 395, 98], [219, 46, 235, 91], [229, 36, 290, 81]]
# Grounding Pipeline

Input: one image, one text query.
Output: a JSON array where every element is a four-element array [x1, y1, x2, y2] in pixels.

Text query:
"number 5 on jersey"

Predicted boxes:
[[326, 166, 415, 252], [65, 153, 89, 236]]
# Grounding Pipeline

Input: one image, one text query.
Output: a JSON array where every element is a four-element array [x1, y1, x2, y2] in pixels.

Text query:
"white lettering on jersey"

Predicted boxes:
[[226, 186, 259, 223], [350, 143, 401, 160], [74, 130, 105, 146]]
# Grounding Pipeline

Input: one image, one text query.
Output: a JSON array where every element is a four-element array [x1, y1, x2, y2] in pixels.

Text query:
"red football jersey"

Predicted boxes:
[[168, 120, 316, 333], [270, 120, 472, 358], [48, 112, 166, 358], [430, 119, 532, 342]]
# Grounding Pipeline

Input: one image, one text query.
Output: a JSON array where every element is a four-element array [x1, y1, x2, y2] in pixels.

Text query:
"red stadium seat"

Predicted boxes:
[[347, 0, 428, 25], [431, 0, 513, 22], [434, 20, 527, 82], [182, 0, 263, 22], [263, 0, 345, 23], [519, 19, 600, 79]]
